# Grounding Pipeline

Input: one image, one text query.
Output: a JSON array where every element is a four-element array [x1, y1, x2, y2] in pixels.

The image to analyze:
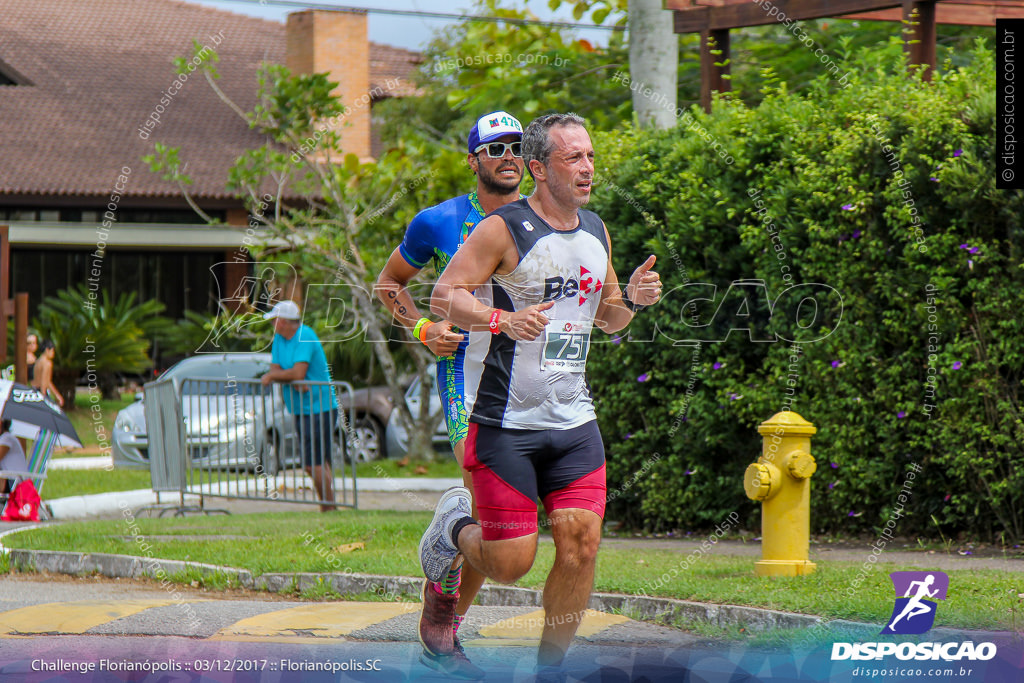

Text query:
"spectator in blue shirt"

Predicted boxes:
[[260, 300, 338, 511]]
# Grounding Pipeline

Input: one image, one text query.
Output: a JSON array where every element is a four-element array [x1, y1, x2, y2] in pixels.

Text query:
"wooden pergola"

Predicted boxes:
[[667, 0, 1024, 110]]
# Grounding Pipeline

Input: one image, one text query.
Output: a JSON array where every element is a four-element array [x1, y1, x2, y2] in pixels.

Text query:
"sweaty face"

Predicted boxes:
[[474, 134, 524, 194], [543, 125, 594, 209]]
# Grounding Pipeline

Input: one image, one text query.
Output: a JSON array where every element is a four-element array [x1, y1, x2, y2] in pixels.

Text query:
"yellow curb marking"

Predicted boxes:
[[476, 608, 630, 640], [0, 600, 182, 634], [211, 602, 419, 641]]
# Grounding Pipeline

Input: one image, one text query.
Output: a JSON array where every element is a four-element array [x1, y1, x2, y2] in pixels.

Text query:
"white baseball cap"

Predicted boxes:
[[467, 111, 523, 152], [263, 300, 301, 321]]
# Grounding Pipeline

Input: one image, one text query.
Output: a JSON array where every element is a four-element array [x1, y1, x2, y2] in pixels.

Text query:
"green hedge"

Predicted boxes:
[[588, 40, 1024, 541]]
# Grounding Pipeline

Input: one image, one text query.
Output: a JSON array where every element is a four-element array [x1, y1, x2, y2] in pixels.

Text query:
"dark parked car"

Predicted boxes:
[[384, 374, 451, 460]]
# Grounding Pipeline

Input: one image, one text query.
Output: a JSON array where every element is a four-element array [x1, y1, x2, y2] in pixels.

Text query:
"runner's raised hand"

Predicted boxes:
[[626, 255, 662, 307]]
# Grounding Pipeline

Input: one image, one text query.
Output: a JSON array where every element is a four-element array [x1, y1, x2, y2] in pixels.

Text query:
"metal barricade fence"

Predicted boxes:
[[143, 377, 186, 494], [144, 377, 359, 513]]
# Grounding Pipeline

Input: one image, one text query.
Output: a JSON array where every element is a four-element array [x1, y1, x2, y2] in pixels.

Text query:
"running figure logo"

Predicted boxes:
[[881, 571, 949, 635]]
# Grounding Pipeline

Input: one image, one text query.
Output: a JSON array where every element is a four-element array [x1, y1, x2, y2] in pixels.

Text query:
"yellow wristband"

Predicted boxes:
[[412, 317, 430, 340]]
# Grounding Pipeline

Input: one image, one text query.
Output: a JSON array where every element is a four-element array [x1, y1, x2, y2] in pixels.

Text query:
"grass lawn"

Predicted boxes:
[[4, 511, 1019, 633], [366, 458, 461, 479], [42, 468, 153, 500], [62, 391, 134, 453], [40, 459, 456, 501]]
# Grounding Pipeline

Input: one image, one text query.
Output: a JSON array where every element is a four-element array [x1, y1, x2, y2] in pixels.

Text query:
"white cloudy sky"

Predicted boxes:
[[191, 0, 614, 51]]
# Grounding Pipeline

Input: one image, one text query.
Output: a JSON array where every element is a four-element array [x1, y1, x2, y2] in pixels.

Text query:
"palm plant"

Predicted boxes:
[[33, 285, 172, 407]]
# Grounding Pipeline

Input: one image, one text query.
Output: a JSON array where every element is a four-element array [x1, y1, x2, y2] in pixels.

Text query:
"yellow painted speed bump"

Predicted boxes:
[[0, 600, 181, 635], [474, 608, 630, 643], [210, 602, 419, 641]]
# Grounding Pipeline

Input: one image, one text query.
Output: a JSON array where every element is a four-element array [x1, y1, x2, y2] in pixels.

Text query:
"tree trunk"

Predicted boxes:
[[357, 287, 444, 460], [53, 368, 79, 412], [98, 372, 121, 401], [628, 0, 678, 129]]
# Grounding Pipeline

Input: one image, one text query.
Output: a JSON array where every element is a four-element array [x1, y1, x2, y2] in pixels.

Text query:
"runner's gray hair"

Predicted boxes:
[[522, 113, 587, 180]]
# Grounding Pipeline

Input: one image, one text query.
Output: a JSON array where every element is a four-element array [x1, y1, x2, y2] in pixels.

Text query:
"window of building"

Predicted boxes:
[[0, 207, 226, 223], [10, 248, 226, 321]]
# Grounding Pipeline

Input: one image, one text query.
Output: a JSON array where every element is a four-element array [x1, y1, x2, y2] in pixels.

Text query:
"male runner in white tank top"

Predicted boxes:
[[418, 113, 662, 675]]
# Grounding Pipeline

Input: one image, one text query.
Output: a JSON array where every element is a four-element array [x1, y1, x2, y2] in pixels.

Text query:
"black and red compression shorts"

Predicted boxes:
[[462, 420, 606, 541]]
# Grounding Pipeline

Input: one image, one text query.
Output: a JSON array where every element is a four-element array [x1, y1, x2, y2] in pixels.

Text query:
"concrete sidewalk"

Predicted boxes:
[[45, 477, 463, 519], [46, 455, 463, 518]]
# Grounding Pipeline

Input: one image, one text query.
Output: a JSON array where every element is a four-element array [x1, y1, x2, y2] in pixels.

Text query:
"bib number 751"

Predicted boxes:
[[542, 321, 592, 372]]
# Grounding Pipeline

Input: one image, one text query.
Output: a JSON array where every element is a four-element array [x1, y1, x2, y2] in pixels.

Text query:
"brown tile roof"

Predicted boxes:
[[0, 0, 422, 201], [370, 43, 423, 99]]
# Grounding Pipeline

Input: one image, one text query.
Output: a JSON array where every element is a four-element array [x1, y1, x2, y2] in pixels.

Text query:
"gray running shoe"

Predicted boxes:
[[419, 486, 472, 583]]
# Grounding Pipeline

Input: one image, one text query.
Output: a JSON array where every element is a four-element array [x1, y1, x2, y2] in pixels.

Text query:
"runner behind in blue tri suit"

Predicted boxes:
[[374, 111, 525, 680]]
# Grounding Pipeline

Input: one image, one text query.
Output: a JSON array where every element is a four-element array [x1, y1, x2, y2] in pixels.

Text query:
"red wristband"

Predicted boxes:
[[489, 309, 501, 334]]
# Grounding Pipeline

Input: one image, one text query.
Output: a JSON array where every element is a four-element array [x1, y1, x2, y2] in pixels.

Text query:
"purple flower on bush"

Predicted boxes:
[[841, 204, 854, 211], [713, 362, 722, 370], [897, 411, 906, 419], [612, 335, 622, 345], [828, 482, 836, 490], [953, 149, 963, 157], [952, 361, 962, 370], [830, 462, 839, 469], [848, 511, 857, 517], [637, 373, 650, 383], [968, 246, 979, 255], [625, 433, 632, 440], [852, 230, 862, 239], [930, 176, 939, 182], [831, 360, 841, 368], [729, 393, 741, 401], [685, 469, 695, 476]]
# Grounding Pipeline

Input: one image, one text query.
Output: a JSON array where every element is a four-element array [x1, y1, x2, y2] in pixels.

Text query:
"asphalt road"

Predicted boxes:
[[0, 576, 709, 682], [2, 577, 1023, 682]]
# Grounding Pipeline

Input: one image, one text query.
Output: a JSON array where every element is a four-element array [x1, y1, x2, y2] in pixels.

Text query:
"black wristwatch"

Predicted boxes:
[[621, 289, 647, 313]]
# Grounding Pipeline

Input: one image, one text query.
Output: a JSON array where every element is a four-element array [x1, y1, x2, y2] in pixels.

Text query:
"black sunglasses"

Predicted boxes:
[[475, 141, 523, 159]]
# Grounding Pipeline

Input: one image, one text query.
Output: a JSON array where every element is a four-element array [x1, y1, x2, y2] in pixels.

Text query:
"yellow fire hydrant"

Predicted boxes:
[[743, 411, 817, 576]]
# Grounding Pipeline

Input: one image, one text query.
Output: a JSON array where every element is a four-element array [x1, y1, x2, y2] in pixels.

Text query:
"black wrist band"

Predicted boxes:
[[621, 290, 647, 313]]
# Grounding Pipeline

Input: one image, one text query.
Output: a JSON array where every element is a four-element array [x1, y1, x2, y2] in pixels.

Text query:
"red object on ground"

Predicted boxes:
[[2, 479, 40, 521]]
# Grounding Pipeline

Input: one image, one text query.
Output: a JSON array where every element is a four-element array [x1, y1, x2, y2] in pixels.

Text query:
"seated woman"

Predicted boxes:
[[0, 419, 28, 495]]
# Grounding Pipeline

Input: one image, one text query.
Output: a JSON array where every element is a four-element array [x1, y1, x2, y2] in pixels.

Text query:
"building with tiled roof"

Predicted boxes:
[[0, 0, 421, 319]]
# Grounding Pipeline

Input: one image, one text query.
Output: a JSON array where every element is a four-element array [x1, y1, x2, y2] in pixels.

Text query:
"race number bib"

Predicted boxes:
[[542, 320, 592, 372]]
